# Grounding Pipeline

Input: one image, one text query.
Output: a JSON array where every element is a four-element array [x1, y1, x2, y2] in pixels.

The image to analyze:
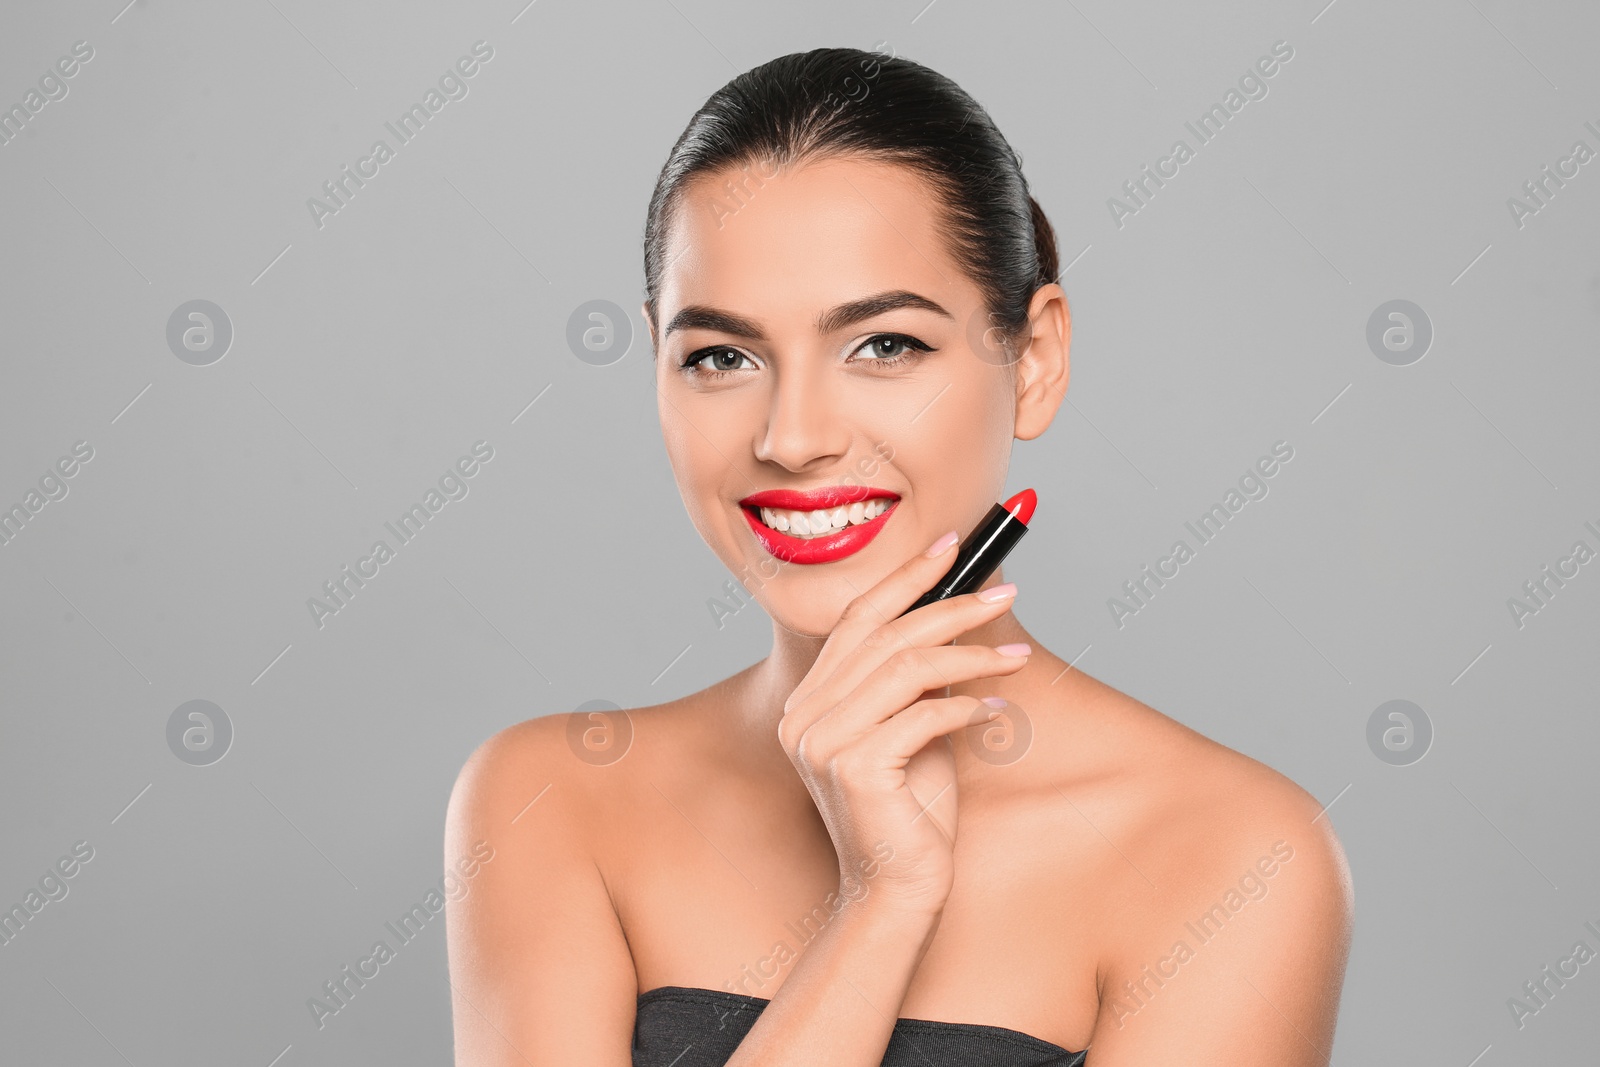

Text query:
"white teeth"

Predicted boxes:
[[753, 498, 896, 538]]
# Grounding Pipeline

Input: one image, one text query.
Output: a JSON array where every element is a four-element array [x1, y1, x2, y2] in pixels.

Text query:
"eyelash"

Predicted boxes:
[[678, 333, 935, 378]]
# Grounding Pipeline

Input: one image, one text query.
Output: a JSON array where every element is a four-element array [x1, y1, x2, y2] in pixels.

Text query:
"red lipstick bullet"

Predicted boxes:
[[901, 489, 1037, 616]]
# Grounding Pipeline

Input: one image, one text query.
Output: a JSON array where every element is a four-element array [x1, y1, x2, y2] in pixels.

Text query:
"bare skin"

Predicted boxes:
[[445, 155, 1353, 1065]]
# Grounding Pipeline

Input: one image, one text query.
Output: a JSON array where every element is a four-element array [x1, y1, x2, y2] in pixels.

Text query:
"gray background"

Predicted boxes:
[[2, 0, 1596, 1062]]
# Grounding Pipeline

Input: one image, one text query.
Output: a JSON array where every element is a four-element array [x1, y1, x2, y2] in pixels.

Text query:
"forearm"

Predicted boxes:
[[724, 901, 939, 1067]]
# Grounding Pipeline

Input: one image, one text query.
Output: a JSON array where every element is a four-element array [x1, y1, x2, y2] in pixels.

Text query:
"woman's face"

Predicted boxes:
[[649, 154, 1061, 638]]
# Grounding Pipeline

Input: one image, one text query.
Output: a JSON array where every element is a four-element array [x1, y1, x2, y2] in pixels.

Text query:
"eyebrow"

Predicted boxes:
[[663, 290, 953, 340]]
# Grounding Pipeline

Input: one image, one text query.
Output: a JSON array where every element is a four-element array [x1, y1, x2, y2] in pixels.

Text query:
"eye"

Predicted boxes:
[[680, 346, 758, 376], [849, 333, 934, 366]]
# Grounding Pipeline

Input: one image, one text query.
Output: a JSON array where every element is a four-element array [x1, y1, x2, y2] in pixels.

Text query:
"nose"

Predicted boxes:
[[753, 358, 853, 473]]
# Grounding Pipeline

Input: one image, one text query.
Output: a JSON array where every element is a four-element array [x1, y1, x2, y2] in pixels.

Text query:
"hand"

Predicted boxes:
[[777, 531, 1030, 918]]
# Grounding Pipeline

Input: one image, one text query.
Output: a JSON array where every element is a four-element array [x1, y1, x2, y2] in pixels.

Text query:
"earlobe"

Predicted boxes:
[[1012, 284, 1070, 442]]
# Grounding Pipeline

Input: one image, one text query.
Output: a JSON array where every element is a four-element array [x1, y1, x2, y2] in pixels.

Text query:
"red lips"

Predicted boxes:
[[738, 486, 900, 565]]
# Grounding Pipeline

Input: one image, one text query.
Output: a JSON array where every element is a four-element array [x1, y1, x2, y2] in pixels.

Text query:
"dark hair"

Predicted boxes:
[[642, 46, 1058, 350]]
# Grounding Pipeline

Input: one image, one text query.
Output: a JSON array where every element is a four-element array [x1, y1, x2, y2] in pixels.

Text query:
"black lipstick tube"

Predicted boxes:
[[899, 501, 1030, 617]]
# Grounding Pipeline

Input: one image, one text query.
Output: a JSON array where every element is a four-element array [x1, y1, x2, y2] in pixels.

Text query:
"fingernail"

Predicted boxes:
[[995, 643, 1032, 657], [981, 696, 1007, 708], [976, 583, 1017, 603], [925, 531, 959, 557]]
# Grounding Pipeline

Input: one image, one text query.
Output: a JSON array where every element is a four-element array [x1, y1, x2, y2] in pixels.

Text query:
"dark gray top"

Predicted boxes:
[[632, 985, 1087, 1066]]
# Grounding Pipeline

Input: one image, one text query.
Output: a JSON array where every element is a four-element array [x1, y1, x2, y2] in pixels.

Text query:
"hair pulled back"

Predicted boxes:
[[642, 46, 1058, 348]]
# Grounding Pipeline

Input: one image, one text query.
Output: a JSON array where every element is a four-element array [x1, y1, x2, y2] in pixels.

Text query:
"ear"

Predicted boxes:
[[1012, 283, 1070, 441]]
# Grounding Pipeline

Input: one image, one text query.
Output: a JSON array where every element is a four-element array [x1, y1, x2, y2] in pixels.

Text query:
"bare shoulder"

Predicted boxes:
[[1049, 671, 1350, 998], [1049, 679, 1355, 1055], [443, 700, 714, 1061], [446, 680, 737, 849], [1052, 672, 1347, 868], [447, 713, 592, 837]]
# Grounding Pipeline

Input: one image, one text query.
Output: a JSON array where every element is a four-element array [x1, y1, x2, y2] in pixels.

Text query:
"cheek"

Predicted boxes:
[[659, 403, 736, 528], [907, 373, 1012, 456], [660, 411, 709, 489], [971, 373, 1020, 458], [885, 374, 1014, 514]]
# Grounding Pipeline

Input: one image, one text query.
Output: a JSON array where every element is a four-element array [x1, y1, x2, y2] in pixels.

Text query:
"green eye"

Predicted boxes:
[[851, 333, 934, 363], [681, 347, 756, 374], [679, 333, 934, 378]]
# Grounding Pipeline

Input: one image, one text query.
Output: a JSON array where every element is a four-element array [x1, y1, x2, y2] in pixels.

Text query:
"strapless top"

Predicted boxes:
[[632, 985, 1086, 1066]]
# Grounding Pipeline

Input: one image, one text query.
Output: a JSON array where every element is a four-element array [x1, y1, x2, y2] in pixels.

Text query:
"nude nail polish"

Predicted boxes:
[[925, 531, 959, 557]]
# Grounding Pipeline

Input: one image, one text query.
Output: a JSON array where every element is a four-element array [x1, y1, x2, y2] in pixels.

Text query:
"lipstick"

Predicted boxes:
[[900, 488, 1036, 616]]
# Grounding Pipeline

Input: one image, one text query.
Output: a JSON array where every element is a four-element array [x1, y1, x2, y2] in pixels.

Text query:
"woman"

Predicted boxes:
[[446, 46, 1352, 1066]]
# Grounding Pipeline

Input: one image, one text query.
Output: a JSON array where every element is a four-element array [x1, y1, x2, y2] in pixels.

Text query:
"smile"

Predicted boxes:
[[756, 498, 892, 537], [738, 486, 900, 565]]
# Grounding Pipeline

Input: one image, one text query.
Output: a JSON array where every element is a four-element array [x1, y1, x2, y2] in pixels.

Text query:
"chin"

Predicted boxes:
[[763, 598, 852, 640], [700, 501, 914, 636], [753, 562, 897, 639]]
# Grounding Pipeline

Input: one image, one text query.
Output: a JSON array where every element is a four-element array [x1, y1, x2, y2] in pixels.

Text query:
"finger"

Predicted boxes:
[[798, 584, 1018, 720], [817, 528, 966, 667], [868, 695, 999, 764], [812, 643, 1029, 743], [786, 529, 965, 714]]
